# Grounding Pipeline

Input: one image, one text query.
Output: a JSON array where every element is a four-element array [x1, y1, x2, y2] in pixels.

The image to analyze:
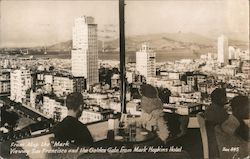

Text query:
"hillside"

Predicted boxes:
[[45, 32, 247, 52], [104, 32, 215, 51]]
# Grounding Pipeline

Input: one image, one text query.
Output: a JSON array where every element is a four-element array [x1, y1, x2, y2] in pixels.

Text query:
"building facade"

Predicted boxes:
[[73, 77, 86, 93], [228, 46, 236, 60], [43, 95, 67, 122], [53, 75, 74, 97], [10, 69, 32, 103], [71, 16, 99, 90], [0, 69, 11, 96], [80, 110, 103, 124], [217, 35, 228, 65], [136, 43, 156, 80]]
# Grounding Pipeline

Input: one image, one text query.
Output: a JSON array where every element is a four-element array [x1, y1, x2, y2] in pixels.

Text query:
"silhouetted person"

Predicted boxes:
[[138, 84, 169, 144], [204, 88, 229, 125], [204, 88, 229, 158], [230, 95, 249, 141], [53, 92, 93, 146], [215, 96, 249, 158]]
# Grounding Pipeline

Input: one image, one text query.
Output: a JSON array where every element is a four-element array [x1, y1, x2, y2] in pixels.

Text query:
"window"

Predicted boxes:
[[1, 0, 249, 125]]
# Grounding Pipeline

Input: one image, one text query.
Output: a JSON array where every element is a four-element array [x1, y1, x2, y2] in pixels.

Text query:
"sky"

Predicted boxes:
[[0, 0, 249, 48]]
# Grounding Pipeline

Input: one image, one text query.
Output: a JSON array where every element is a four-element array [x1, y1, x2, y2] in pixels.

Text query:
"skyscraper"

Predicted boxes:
[[217, 35, 228, 65], [136, 43, 156, 80], [228, 46, 236, 60], [71, 16, 98, 90]]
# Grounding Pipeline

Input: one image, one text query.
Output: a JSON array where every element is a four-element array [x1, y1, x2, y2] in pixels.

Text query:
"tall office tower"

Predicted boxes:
[[228, 46, 236, 59], [71, 16, 98, 90], [217, 35, 228, 65], [10, 68, 31, 103], [136, 43, 156, 80]]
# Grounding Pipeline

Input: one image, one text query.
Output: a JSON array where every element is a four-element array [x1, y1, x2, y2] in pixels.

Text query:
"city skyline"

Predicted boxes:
[[0, 0, 249, 48]]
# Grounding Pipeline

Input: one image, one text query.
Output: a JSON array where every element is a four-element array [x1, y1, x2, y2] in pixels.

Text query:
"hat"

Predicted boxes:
[[140, 84, 158, 98]]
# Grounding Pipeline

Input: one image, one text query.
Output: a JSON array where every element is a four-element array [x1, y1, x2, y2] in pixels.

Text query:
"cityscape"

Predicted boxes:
[[0, 0, 249, 158], [1, 14, 249, 123]]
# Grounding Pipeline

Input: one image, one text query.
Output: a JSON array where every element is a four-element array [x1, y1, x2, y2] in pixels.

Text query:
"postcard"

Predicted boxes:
[[0, 0, 249, 158]]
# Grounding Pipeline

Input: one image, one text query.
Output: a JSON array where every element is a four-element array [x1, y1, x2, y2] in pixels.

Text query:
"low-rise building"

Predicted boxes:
[[80, 109, 103, 124], [0, 69, 11, 96], [169, 92, 201, 104], [109, 101, 121, 113], [168, 72, 180, 80], [73, 77, 86, 93], [43, 95, 67, 122], [53, 74, 74, 97], [163, 103, 203, 115], [228, 78, 244, 88], [10, 69, 32, 103], [111, 74, 120, 88], [169, 85, 182, 95], [80, 107, 113, 124]]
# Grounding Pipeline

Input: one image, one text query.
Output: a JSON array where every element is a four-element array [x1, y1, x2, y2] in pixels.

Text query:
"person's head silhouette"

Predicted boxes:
[[140, 84, 158, 98], [230, 95, 249, 120], [66, 92, 84, 119], [211, 88, 227, 106]]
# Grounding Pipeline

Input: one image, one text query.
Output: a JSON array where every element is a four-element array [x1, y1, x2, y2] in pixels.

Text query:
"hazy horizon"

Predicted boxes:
[[1, 0, 249, 48]]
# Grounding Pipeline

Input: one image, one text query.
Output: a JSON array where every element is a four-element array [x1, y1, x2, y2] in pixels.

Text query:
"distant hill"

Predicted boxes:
[[47, 40, 105, 52], [45, 32, 247, 53], [47, 41, 72, 51], [105, 32, 215, 52]]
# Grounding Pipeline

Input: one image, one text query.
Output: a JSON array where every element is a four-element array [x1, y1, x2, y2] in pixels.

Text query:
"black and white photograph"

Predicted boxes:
[[0, 0, 249, 158]]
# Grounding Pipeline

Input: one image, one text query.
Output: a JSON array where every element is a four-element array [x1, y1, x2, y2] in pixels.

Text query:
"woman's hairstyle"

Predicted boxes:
[[140, 84, 158, 98], [210, 88, 227, 105]]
